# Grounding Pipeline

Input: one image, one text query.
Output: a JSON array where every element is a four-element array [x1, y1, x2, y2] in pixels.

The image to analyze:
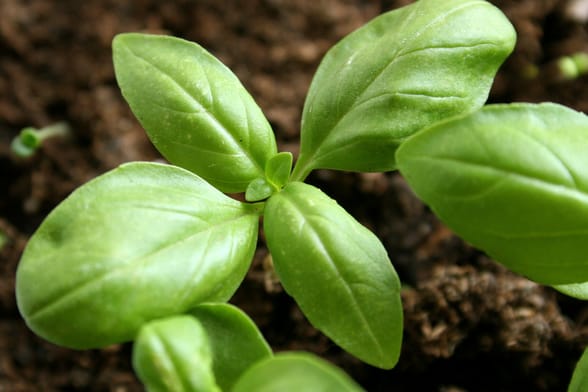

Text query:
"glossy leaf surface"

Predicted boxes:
[[133, 315, 220, 392], [113, 33, 277, 193], [264, 182, 402, 369], [397, 103, 588, 285], [16, 162, 259, 349], [292, 0, 516, 180], [190, 303, 272, 391], [232, 352, 364, 392]]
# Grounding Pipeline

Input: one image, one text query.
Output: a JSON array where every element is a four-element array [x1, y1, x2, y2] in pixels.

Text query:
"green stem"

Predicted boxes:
[[290, 155, 314, 183], [36, 122, 71, 141]]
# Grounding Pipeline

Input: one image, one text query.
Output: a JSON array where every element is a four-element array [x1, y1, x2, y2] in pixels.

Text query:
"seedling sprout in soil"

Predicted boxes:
[[14, 0, 588, 389], [558, 52, 588, 80], [10, 122, 71, 158]]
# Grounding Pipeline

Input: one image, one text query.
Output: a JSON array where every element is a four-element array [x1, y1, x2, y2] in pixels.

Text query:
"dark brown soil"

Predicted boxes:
[[1, 0, 588, 391]]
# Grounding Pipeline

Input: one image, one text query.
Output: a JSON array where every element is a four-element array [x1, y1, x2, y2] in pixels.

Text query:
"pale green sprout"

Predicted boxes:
[[11, 122, 71, 158]]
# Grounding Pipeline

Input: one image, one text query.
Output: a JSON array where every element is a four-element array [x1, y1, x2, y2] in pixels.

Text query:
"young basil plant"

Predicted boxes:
[[133, 303, 272, 391], [188, 303, 272, 391], [15, 0, 516, 379], [134, 303, 363, 392], [133, 315, 221, 392]]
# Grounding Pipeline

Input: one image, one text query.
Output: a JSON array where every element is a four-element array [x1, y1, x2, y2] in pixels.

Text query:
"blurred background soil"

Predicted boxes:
[[1, 0, 588, 391]]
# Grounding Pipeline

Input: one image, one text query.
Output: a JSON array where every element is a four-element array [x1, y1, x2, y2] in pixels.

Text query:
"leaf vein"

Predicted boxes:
[[283, 196, 385, 359]]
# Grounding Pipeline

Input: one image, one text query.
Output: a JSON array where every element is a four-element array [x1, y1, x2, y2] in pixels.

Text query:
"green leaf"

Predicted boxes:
[[397, 103, 588, 285], [553, 282, 588, 300], [232, 352, 364, 392], [292, 0, 516, 180], [113, 33, 277, 193], [133, 315, 221, 392], [190, 303, 272, 391], [569, 347, 588, 392], [265, 152, 293, 189], [16, 162, 260, 349], [245, 177, 273, 202], [245, 152, 293, 201], [264, 182, 402, 369]]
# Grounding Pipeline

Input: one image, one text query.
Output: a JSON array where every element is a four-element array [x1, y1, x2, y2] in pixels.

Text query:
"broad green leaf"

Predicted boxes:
[[232, 352, 364, 392], [264, 182, 402, 369], [113, 33, 277, 193], [16, 162, 260, 349], [133, 315, 220, 392], [553, 282, 588, 300], [569, 347, 588, 392], [190, 303, 272, 391], [292, 0, 516, 180], [397, 103, 588, 285]]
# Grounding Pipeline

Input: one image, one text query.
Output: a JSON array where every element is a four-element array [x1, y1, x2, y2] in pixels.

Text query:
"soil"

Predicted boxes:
[[1, 0, 588, 391]]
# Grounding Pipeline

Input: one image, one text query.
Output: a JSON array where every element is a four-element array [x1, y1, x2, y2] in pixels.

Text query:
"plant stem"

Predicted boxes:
[[36, 122, 71, 141], [290, 156, 314, 182]]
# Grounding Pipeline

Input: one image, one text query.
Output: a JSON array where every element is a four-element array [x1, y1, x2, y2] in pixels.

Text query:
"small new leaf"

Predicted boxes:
[[265, 151, 293, 189], [264, 182, 403, 369], [397, 103, 588, 285], [292, 0, 516, 180], [133, 315, 220, 392], [113, 33, 277, 193], [245, 177, 273, 202], [232, 353, 364, 392], [16, 162, 260, 349]]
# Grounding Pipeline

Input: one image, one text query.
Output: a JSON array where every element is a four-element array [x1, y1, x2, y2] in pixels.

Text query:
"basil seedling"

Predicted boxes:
[[133, 303, 362, 391], [15, 0, 523, 387]]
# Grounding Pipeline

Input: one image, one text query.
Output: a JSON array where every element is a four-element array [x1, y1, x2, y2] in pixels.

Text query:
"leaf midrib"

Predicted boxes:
[[280, 194, 386, 361]]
